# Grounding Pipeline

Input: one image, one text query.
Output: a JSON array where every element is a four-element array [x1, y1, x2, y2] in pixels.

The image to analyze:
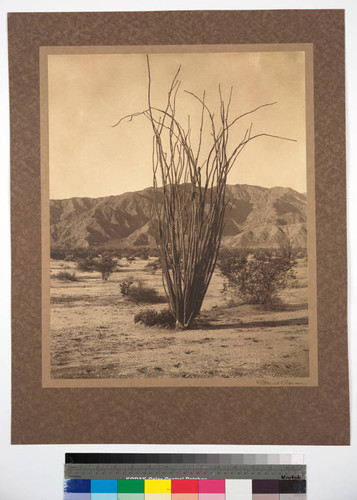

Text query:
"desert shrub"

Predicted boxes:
[[50, 248, 67, 260], [55, 271, 78, 282], [64, 251, 76, 262], [135, 247, 150, 260], [76, 254, 117, 280], [119, 278, 134, 296], [219, 247, 248, 262], [296, 249, 308, 260], [76, 256, 98, 272], [127, 282, 166, 303], [96, 255, 117, 280], [121, 248, 136, 260], [72, 247, 100, 260], [149, 247, 160, 258], [218, 249, 297, 308], [121, 246, 161, 260], [134, 308, 176, 328], [102, 248, 121, 259], [144, 257, 162, 274]]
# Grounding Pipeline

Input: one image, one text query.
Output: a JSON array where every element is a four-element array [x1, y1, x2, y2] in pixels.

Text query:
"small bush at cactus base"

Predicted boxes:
[[134, 308, 176, 328]]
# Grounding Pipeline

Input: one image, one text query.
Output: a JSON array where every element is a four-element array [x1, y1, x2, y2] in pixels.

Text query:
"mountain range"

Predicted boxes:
[[50, 184, 307, 249]]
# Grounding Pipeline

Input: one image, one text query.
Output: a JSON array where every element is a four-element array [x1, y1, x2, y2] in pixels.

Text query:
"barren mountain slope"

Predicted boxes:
[[50, 184, 307, 249]]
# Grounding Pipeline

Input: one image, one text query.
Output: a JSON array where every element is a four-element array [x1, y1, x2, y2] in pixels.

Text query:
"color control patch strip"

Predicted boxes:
[[64, 477, 306, 499]]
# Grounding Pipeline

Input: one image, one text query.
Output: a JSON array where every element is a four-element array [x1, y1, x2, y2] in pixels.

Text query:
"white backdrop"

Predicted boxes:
[[0, 1, 356, 499]]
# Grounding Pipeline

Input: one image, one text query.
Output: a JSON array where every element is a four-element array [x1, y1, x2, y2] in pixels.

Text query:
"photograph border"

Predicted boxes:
[[40, 43, 318, 388]]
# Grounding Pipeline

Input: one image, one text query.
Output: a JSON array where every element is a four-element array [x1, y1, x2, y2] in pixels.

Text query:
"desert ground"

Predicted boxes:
[[49, 255, 310, 383]]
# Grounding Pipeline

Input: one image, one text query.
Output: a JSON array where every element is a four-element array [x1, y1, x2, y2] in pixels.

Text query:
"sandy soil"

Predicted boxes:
[[50, 257, 310, 382]]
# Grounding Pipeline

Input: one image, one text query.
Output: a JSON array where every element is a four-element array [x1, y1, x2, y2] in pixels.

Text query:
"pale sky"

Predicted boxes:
[[48, 49, 307, 199]]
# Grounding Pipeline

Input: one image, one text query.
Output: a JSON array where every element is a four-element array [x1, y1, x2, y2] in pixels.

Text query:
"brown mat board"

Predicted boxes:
[[9, 10, 349, 444]]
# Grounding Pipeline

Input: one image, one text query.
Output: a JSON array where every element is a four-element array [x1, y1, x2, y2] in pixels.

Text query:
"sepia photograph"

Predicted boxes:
[[41, 45, 317, 386]]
